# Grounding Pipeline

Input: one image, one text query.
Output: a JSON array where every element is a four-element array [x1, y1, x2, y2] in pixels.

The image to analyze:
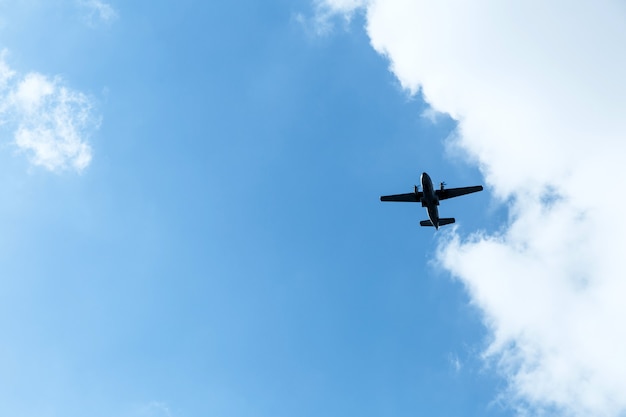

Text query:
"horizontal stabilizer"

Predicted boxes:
[[439, 218, 455, 226], [419, 218, 455, 227]]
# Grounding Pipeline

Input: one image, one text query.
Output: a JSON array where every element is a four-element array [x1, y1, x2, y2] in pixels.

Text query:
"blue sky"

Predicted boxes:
[[9, 1, 624, 417]]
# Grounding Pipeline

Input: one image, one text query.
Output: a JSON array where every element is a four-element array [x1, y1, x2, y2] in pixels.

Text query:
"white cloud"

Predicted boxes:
[[13, 73, 55, 112], [0, 51, 98, 172], [321, 1, 626, 416], [79, 0, 118, 26]]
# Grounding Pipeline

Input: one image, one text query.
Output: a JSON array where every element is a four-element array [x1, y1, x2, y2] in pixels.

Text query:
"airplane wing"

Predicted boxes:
[[380, 192, 422, 202], [436, 185, 483, 200]]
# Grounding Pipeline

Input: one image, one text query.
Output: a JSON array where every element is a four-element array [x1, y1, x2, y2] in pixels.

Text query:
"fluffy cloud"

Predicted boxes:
[[321, 1, 626, 416], [0, 52, 98, 172]]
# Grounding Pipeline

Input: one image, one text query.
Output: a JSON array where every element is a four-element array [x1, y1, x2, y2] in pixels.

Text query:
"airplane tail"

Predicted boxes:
[[420, 218, 455, 227]]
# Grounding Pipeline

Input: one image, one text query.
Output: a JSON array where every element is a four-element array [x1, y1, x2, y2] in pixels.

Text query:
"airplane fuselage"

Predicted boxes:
[[420, 172, 440, 229]]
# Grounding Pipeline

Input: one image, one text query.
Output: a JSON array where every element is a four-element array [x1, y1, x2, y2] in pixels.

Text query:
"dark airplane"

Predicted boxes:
[[380, 172, 483, 229]]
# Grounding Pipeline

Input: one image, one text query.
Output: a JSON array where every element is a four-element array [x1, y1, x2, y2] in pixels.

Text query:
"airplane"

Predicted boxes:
[[380, 172, 483, 229]]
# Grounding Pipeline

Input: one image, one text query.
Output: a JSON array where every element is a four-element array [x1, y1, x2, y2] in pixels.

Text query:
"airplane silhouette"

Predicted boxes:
[[380, 172, 483, 229]]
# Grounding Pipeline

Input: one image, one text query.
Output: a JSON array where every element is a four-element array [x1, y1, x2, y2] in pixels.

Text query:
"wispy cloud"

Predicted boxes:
[[297, 0, 369, 36], [322, 1, 626, 416], [449, 352, 462, 373], [78, 0, 119, 26], [137, 401, 176, 417], [0, 50, 98, 172]]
